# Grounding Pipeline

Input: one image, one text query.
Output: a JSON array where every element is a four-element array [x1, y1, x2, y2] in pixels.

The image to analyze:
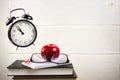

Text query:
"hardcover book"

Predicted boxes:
[[7, 60, 74, 76], [12, 70, 77, 80]]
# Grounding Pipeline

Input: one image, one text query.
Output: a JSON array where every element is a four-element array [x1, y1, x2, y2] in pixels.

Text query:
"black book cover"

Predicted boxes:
[[7, 60, 73, 69], [7, 60, 29, 69]]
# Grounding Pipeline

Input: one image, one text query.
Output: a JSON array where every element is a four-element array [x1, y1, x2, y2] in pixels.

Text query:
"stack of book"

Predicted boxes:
[[7, 60, 77, 80]]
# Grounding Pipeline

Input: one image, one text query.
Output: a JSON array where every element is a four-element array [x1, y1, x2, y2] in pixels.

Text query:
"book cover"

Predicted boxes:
[[7, 60, 74, 76]]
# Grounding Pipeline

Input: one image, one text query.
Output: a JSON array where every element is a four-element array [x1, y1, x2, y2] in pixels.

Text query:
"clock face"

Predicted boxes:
[[8, 20, 37, 47]]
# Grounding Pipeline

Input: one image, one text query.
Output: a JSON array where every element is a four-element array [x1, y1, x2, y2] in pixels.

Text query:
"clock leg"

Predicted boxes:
[[16, 47, 19, 50], [32, 43, 35, 46]]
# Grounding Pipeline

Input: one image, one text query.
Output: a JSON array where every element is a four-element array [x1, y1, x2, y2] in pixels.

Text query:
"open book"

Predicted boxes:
[[22, 61, 71, 69]]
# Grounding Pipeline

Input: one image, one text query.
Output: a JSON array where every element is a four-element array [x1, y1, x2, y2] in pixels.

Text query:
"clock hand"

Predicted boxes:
[[17, 26, 24, 35]]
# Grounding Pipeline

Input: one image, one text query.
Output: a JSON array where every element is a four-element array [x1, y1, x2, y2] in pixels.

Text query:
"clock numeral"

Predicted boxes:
[[24, 41, 27, 44], [32, 29, 34, 31], [12, 30, 16, 33], [18, 24, 22, 26], [22, 23, 25, 26], [28, 39, 32, 42], [11, 34, 15, 37], [25, 23, 29, 26], [19, 41, 21, 43], [31, 34, 34, 37], [32, 29, 35, 33], [15, 39, 17, 41]]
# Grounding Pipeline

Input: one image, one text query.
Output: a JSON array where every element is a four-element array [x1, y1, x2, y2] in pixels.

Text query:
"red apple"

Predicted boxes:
[[41, 44, 60, 61]]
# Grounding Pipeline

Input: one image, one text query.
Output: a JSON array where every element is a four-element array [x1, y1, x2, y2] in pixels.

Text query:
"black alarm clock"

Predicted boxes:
[[6, 8, 37, 49]]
